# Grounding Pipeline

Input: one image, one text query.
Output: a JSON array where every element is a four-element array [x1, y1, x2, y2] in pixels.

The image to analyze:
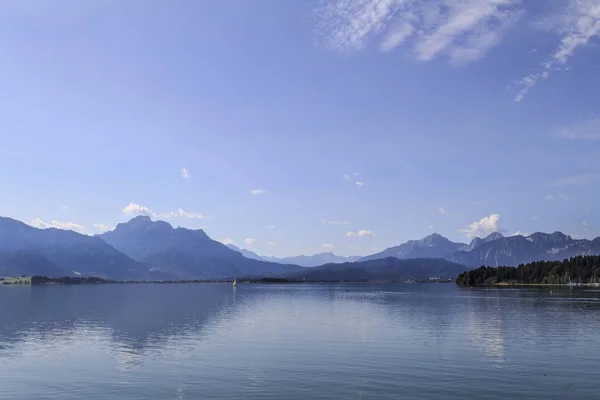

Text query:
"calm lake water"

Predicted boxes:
[[1, 283, 600, 399]]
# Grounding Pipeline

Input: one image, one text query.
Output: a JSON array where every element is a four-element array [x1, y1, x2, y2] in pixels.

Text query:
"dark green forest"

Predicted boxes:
[[456, 256, 600, 286]]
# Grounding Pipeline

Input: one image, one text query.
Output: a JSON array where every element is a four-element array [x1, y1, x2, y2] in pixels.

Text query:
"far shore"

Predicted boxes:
[[0, 276, 455, 286], [464, 283, 600, 288]]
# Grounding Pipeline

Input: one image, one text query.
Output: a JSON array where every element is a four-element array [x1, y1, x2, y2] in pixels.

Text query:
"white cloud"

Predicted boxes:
[[548, 173, 600, 187], [583, 221, 589, 232], [437, 207, 466, 218], [342, 174, 351, 181], [533, 216, 539, 220], [267, 241, 277, 247], [249, 189, 267, 195], [346, 230, 374, 237], [122, 203, 208, 220], [122, 203, 155, 217], [321, 243, 334, 249], [93, 223, 114, 232], [545, 194, 571, 201], [268, 225, 276, 229], [515, 1, 600, 101], [320, 218, 351, 225], [30, 218, 86, 233], [181, 167, 189, 179], [511, 230, 528, 236], [559, 118, 600, 140], [219, 238, 236, 245], [177, 208, 208, 219], [314, 0, 522, 65], [458, 213, 500, 239], [355, 181, 364, 187], [244, 238, 258, 245]]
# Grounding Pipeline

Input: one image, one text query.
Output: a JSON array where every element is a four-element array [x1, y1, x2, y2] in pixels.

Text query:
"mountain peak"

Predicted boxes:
[[484, 232, 504, 241], [126, 215, 152, 224], [421, 233, 446, 243], [527, 231, 571, 243]]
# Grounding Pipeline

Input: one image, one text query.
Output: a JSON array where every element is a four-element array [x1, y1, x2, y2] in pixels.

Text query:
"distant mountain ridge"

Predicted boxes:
[[227, 244, 361, 267], [360, 233, 467, 262], [100, 216, 304, 279], [285, 257, 466, 282], [451, 231, 600, 267], [361, 231, 600, 268], [0, 217, 144, 278], [2, 214, 599, 280]]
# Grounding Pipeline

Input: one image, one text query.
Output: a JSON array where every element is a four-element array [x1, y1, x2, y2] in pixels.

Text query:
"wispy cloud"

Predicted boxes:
[[345, 230, 374, 237], [320, 218, 350, 225], [60, 206, 69, 211], [177, 208, 208, 219], [122, 203, 208, 219], [515, 0, 600, 101], [268, 225, 276, 229], [249, 189, 267, 195], [583, 221, 589, 232], [458, 213, 500, 238], [321, 243, 334, 249], [122, 203, 155, 217], [13, 124, 25, 130], [559, 118, 600, 140], [548, 173, 600, 187], [244, 238, 258, 245], [342, 174, 351, 181], [314, 0, 522, 65], [267, 241, 277, 247], [181, 168, 189, 179], [219, 238, 236, 245], [93, 223, 114, 232], [30, 218, 86, 233], [355, 181, 364, 187], [438, 207, 466, 218], [511, 230, 528, 236], [545, 194, 571, 201]]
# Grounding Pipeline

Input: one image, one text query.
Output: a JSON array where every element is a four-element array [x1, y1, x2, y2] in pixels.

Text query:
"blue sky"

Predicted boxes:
[[1, 0, 599, 257]]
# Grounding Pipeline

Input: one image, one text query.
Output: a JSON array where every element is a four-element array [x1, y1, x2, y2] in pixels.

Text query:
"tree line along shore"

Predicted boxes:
[[456, 256, 600, 286]]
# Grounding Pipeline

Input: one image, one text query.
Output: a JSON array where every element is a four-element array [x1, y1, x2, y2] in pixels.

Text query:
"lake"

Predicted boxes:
[[1, 283, 600, 399]]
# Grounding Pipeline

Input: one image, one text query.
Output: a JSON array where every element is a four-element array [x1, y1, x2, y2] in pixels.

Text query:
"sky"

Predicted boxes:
[[1, 0, 599, 257]]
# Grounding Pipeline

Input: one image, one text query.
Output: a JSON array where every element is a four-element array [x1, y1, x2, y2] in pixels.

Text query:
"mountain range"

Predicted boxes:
[[362, 231, 600, 268], [226, 245, 361, 267], [98, 216, 303, 279], [285, 257, 466, 282], [1, 214, 600, 280], [0, 217, 145, 279]]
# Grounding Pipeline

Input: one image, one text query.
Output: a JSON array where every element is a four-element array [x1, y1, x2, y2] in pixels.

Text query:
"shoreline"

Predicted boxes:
[[460, 283, 600, 288], [1, 276, 455, 286]]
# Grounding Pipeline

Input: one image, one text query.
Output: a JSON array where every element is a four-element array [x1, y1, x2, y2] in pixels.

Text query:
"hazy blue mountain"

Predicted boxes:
[[361, 233, 467, 262], [0, 217, 145, 278], [100, 216, 304, 279], [272, 253, 362, 267], [452, 232, 600, 267], [0, 250, 65, 277], [285, 257, 466, 282], [226, 244, 264, 261], [227, 245, 362, 267]]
